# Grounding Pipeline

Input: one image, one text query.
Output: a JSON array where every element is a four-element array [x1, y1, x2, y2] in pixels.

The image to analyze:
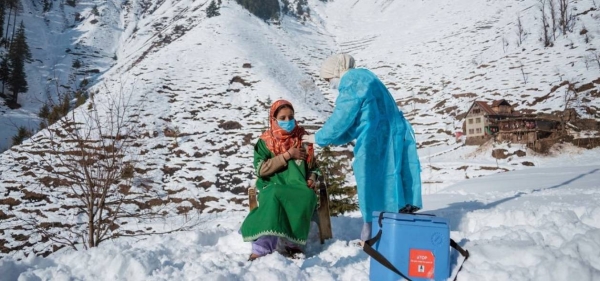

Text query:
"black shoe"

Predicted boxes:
[[284, 246, 303, 259], [399, 204, 420, 214]]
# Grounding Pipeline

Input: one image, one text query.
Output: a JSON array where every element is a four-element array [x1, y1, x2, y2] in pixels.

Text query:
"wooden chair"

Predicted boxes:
[[248, 177, 333, 244]]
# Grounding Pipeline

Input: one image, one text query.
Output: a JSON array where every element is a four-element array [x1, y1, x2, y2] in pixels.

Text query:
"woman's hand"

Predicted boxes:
[[307, 179, 317, 192], [287, 147, 307, 161]]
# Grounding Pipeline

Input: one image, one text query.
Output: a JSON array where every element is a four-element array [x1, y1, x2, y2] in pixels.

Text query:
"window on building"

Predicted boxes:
[[476, 117, 481, 123], [469, 129, 474, 134], [473, 109, 480, 114], [468, 119, 473, 124], [476, 128, 482, 133]]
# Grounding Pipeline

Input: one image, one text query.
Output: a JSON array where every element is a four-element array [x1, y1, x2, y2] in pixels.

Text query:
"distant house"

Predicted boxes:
[[463, 99, 561, 146], [464, 99, 517, 144]]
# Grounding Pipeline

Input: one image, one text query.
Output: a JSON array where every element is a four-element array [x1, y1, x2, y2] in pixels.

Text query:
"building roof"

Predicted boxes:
[[491, 99, 511, 107], [474, 101, 496, 115]]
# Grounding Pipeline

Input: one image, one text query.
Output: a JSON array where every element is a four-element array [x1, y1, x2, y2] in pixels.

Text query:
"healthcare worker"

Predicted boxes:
[[302, 54, 422, 243]]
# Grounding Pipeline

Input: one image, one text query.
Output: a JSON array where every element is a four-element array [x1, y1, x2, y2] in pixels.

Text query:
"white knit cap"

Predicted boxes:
[[319, 54, 355, 79]]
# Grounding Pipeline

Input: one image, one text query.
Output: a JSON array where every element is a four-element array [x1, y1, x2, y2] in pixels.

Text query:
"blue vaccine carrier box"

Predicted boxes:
[[369, 212, 451, 281]]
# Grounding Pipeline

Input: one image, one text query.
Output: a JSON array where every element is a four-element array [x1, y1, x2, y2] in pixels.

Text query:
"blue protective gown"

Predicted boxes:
[[315, 68, 422, 223]]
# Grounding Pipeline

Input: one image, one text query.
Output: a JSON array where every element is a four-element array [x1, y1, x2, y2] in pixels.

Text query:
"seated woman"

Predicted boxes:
[[240, 99, 319, 261]]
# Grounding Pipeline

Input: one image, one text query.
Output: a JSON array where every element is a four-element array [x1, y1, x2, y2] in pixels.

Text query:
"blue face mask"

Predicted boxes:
[[277, 119, 296, 132]]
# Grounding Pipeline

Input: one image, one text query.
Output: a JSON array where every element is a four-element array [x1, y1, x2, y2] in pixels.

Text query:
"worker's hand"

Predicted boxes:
[[287, 147, 307, 160], [301, 134, 315, 144]]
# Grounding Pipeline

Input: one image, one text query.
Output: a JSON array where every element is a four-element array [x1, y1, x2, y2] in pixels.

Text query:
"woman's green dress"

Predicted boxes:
[[240, 139, 318, 245]]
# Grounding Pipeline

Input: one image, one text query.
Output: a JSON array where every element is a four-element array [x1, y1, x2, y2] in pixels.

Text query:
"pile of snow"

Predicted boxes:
[[2, 157, 600, 280], [1, 0, 600, 272]]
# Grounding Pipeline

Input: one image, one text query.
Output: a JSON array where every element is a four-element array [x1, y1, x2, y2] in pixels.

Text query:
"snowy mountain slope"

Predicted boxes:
[[1, 0, 600, 259], [2, 162, 600, 280], [0, 0, 124, 151], [0, 0, 345, 257]]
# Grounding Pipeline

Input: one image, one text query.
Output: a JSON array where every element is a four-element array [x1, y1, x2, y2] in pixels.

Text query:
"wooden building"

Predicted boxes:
[[464, 99, 560, 146]]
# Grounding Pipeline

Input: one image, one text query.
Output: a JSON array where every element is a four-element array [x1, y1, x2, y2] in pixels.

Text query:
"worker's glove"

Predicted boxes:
[[399, 204, 420, 214], [301, 134, 315, 144]]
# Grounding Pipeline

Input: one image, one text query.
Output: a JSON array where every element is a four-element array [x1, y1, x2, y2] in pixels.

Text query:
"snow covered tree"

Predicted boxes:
[[317, 146, 358, 216], [206, 0, 220, 18]]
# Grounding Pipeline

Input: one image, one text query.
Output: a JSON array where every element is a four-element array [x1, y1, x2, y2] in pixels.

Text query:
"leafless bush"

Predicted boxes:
[[22, 84, 189, 251], [539, 0, 553, 47], [548, 0, 557, 40], [590, 51, 600, 71], [516, 15, 525, 47], [558, 0, 573, 35], [561, 83, 577, 134], [299, 78, 317, 103], [519, 62, 529, 85]]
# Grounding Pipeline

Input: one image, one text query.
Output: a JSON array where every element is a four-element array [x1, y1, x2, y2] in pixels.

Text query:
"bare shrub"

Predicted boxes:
[[516, 15, 525, 47], [558, 0, 574, 35], [539, 0, 553, 47], [21, 84, 189, 251]]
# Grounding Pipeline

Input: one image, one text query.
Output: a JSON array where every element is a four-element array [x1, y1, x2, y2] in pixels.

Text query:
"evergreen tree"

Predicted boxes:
[[0, 55, 10, 97], [8, 56, 27, 101], [281, 0, 290, 15], [10, 21, 32, 62], [10, 2, 17, 43], [42, 0, 52, 12], [296, 1, 303, 16], [0, 1, 5, 40], [4, 0, 13, 47], [317, 146, 359, 216], [235, 0, 280, 21], [206, 0, 220, 18], [11, 126, 32, 146], [4, 21, 30, 102]]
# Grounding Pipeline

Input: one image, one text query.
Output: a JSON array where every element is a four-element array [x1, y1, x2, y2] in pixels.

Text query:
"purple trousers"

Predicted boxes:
[[251, 236, 278, 256], [252, 223, 372, 255], [251, 236, 301, 256]]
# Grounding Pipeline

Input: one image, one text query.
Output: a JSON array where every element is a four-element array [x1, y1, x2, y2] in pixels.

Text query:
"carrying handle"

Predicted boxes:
[[363, 212, 413, 281], [363, 212, 470, 281]]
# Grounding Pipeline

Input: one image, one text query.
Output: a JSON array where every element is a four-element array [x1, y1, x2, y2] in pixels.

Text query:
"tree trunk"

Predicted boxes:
[[5, 6, 11, 48], [11, 8, 17, 43], [88, 206, 95, 249]]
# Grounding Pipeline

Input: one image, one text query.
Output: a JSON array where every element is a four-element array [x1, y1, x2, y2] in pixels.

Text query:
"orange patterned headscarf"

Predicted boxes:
[[260, 100, 315, 167]]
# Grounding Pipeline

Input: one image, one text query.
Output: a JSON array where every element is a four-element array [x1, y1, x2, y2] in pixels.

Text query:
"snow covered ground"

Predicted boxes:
[[1, 0, 600, 279], [2, 147, 600, 281]]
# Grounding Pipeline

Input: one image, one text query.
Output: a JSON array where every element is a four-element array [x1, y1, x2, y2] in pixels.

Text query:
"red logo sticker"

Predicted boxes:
[[408, 249, 435, 278]]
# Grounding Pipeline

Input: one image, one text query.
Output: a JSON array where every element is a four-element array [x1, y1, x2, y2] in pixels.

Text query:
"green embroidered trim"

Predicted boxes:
[[255, 160, 264, 176], [243, 230, 306, 245]]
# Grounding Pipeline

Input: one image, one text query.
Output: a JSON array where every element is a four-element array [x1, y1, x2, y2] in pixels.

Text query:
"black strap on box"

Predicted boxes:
[[363, 212, 470, 281]]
